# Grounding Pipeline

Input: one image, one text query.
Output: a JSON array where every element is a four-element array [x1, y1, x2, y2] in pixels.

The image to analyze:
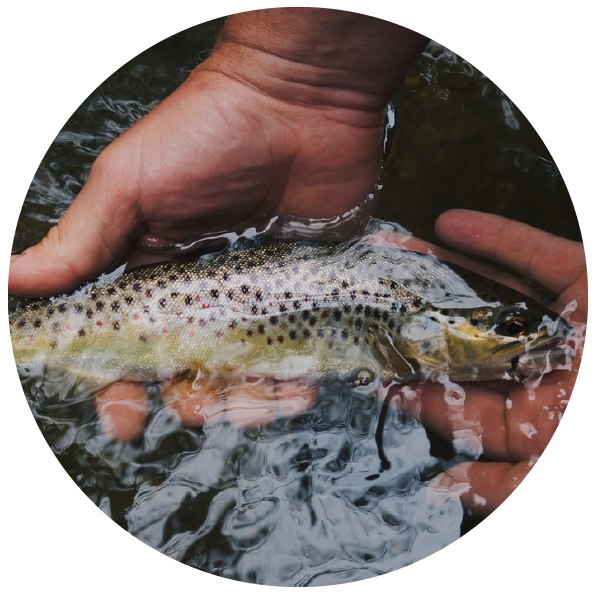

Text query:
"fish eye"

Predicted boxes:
[[351, 369, 375, 387], [497, 308, 531, 337]]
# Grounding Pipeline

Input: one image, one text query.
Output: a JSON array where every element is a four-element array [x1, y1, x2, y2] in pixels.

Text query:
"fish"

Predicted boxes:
[[9, 240, 573, 387]]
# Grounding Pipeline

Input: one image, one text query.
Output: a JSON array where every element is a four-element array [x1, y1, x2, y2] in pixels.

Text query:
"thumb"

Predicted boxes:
[[9, 159, 143, 297]]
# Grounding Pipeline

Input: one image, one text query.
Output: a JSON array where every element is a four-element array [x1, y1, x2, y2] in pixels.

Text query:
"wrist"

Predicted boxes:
[[197, 8, 427, 119]]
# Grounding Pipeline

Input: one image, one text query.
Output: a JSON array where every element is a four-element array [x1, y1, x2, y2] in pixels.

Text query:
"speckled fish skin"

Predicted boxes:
[[9, 241, 572, 385]]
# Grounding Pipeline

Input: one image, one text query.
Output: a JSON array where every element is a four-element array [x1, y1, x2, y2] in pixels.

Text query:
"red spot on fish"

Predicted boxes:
[[29, 334, 34, 341], [202, 303, 209, 309], [133, 313, 139, 320], [96, 321, 103, 326], [189, 331, 195, 337], [162, 328, 168, 334], [66, 323, 72, 330]]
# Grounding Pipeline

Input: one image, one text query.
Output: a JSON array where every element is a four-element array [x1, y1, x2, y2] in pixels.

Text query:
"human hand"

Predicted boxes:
[[10, 8, 427, 298], [381, 209, 586, 516]]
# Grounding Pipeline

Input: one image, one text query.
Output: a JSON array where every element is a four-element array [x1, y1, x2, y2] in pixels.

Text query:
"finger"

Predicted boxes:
[[274, 380, 318, 418], [225, 377, 280, 427], [9, 148, 143, 297], [95, 381, 149, 441], [435, 209, 585, 294], [366, 230, 532, 295], [391, 382, 510, 461], [162, 374, 226, 426], [429, 460, 534, 516]]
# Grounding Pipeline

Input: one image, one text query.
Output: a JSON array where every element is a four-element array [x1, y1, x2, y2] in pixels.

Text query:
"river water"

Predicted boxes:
[[10, 19, 581, 586]]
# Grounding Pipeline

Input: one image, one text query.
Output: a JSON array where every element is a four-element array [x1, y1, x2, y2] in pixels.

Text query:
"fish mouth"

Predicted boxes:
[[509, 339, 575, 379]]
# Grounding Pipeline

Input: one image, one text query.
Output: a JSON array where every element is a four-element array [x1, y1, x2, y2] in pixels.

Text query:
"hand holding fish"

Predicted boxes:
[[388, 210, 586, 515], [8, 9, 427, 297], [96, 209, 586, 518]]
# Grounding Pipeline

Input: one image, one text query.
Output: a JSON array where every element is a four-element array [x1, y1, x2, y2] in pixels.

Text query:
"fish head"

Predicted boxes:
[[392, 301, 574, 382]]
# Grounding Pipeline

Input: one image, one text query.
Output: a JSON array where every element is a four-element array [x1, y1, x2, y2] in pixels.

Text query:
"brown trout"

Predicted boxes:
[[9, 241, 573, 386]]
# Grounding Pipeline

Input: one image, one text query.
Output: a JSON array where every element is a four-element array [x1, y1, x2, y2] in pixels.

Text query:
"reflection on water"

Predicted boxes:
[[11, 22, 580, 587], [27, 374, 464, 585]]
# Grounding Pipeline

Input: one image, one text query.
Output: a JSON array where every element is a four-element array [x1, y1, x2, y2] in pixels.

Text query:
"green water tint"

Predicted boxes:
[[12, 24, 579, 586]]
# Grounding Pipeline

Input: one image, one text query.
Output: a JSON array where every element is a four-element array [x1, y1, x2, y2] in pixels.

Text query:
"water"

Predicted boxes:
[[10, 21, 581, 586]]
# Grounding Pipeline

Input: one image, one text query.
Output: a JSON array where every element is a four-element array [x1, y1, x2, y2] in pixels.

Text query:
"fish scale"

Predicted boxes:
[[9, 241, 571, 385]]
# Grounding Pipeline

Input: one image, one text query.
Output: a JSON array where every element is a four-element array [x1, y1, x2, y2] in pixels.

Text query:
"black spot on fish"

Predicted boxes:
[[51, 322, 60, 332], [90, 292, 98, 300], [143, 306, 150, 314], [229, 320, 237, 329], [47, 308, 55, 318], [334, 309, 342, 321], [227, 289, 235, 300], [247, 329, 253, 337], [267, 337, 273, 345], [355, 304, 364, 314], [133, 283, 142, 292], [86, 309, 94, 319], [107, 288, 116, 296], [317, 329, 325, 338], [139, 334, 147, 343], [284, 291, 293, 299], [341, 329, 349, 339], [158, 298, 166, 308], [303, 328, 312, 339], [343, 304, 352, 314], [78, 328, 86, 336], [34, 319, 41, 329], [277, 335, 284, 343], [258, 324, 265, 335], [96, 301, 104, 311], [17, 320, 25, 328], [241, 284, 250, 294], [279, 304, 287, 313], [75, 305, 83, 313], [113, 322, 120, 330], [269, 316, 278, 325], [309, 317, 317, 326], [302, 310, 311, 320], [255, 291, 263, 301], [111, 301, 120, 312], [158, 280, 166, 289], [251, 305, 259, 315], [400, 304, 408, 314], [171, 292, 179, 299], [211, 289, 219, 299], [185, 295, 193, 306], [169, 274, 178, 282], [58, 304, 67, 313], [125, 296, 134, 305], [321, 310, 329, 319], [188, 316, 195, 324], [146, 289, 153, 298], [118, 282, 127, 290], [341, 280, 350, 289], [364, 306, 372, 317], [293, 301, 301, 310], [354, 318, 363, 329], [199, 319, 206, 327]]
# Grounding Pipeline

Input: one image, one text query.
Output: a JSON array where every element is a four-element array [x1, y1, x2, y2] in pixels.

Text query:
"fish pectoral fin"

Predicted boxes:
[[367, 325, 419, 381]]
